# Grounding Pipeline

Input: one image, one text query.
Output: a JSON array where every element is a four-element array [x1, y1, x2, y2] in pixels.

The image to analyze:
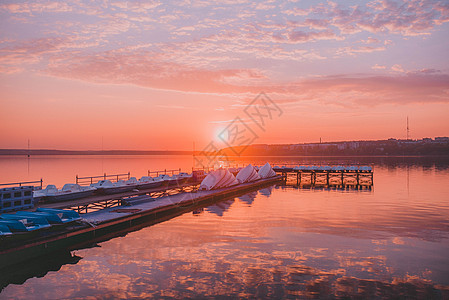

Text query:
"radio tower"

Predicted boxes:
[[406, 116, 410, 140]]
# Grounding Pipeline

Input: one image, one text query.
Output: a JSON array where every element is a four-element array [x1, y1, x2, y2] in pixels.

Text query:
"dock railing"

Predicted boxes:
[[76, 172, 130, 185], [148, 168, 182, 177], [0, 179, 43, 189]]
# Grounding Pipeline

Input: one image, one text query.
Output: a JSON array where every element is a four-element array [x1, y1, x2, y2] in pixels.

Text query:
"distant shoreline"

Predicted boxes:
[[0, 149, 194, 156], [1, 149, 448, 158]]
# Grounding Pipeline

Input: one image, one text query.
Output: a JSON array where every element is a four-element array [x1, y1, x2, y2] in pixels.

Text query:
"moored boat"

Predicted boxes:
[[137, 176, 164, 190], [236, 164, 261, 183], [257, 162, 276, 179], [33, 184, 96, 203], [91, 179, 137, 195], [0, 214, 52, 231], [199, 169, 238, 191]]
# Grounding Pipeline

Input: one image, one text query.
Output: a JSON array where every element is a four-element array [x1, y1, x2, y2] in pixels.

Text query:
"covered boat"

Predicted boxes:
[[236, 164, 261, 183], [257, 162, 276, 179], [199, 169, 239, 191]]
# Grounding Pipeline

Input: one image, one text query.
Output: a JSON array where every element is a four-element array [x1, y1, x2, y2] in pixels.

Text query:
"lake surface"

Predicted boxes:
[[1, 155, 449, 299]]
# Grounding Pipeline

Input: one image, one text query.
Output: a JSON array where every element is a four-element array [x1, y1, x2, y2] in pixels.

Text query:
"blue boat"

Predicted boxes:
[[0, 214, 52, 230], [16, 211, 68, 224], [0, 223, 13, 236], [0, 219, 44, 232], [35, 208, 81, 222]]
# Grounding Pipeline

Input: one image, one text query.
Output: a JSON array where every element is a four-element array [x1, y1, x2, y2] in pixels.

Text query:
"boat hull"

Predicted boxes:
[[42, 190, 96, 203], [94, 185, 137, 195], [136, 181, 164, 190]]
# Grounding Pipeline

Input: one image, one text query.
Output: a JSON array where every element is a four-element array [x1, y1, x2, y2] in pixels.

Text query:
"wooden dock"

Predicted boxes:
[[0, 176, 282, 268], [38, 180, 202, 214], [273, 165, 373, 188]]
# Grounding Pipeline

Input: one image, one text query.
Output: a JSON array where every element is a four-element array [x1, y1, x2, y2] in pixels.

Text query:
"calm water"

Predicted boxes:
[[1, 155, 449, 299]]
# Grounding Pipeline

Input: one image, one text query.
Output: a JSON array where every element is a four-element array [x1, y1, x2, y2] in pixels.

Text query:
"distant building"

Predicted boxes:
[[435, 137, 449, 143]]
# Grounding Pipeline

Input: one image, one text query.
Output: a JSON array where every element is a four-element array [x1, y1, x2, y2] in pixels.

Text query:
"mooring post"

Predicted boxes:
[[104, 173, 106, 180], [40, 178, 43, 189], [341, 171, 345, 187], [296, 172, 299, 186], [326, 172, 330, 186], [128, 172, 130, 180], [76, 175, 78, 185]]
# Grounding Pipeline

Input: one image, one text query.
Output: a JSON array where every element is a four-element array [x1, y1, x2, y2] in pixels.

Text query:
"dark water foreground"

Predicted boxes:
[[1, 157, 448, 299]]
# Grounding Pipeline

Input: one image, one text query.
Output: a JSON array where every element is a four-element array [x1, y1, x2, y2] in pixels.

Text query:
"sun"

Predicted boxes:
[[214, 127, 229, 144]]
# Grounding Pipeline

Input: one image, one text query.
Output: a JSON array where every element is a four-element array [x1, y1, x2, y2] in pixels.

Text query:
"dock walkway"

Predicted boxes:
[[273, 165, 373, 187], [0, 176, 282, 268]]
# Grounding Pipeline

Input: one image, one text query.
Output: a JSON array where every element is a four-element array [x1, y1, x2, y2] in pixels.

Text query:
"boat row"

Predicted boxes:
[[199, 163, 277, 191], [0, 208, 81, 236], [33, 173, 193, 203]]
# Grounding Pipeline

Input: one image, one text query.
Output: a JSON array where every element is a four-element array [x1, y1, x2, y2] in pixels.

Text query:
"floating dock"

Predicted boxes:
[[0, 176, 281, 268], [273, 165, 373, 188], [0, 164, 374, 268]]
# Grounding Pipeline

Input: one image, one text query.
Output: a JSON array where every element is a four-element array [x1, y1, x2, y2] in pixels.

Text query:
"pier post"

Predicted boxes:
[[326, 172, 329, 186], [341, 172, 344, 188], [76, 175, 78, 185], [104, 173, 106, 180]]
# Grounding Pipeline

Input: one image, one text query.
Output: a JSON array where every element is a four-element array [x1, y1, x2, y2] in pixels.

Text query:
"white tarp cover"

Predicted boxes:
[[258, 162, 276, 178], [236, 164, 261, 183], [200, 169, 238, 190]]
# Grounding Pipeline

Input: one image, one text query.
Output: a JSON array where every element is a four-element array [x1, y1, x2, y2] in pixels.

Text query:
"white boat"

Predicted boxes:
[[215, 169, 239, 189], [236, 164, 261, 183], [257, 162, 276, 179], [153, 174, 178, 186], [199, 169, 238, 191], [33, 183, 96, 202], [137, 176, 164, 190], [91, 179, 136, 195], [175, 172, 192, 184]]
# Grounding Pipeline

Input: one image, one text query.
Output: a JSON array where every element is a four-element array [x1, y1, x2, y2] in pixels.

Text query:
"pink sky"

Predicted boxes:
[[1, 0, 448, 150]]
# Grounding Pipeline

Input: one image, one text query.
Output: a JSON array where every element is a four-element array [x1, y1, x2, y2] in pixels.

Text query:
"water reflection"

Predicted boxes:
[[258, 186, 273, 197], [1, 157, 448, 299], [0, 251, 82, 292], [238, 191, 258, 205], [205, 199, 235, 216]]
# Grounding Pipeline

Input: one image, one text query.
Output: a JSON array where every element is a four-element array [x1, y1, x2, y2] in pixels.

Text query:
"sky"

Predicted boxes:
[[0, 0, 448, 151]]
